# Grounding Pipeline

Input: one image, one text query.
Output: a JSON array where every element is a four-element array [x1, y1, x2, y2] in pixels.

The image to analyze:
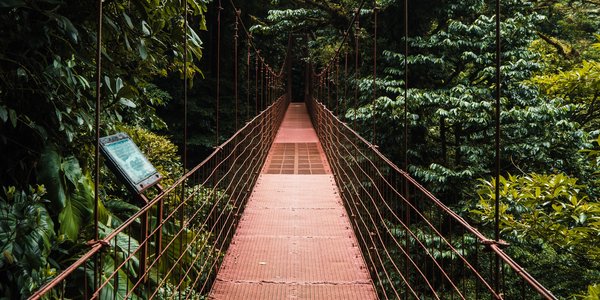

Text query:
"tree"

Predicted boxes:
[[0, 0, 207, 297], [341, 0, 586, 205], [532, 36, 600, 130], [0, 0, 205, 185], [472, 173, 600, 297]]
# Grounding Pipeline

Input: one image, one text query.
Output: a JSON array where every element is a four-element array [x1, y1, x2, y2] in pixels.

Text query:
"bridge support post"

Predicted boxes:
[[136, 193, 152, 285]]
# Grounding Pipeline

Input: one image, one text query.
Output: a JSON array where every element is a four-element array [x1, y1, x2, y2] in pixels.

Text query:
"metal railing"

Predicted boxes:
[[30, 95, 289, 300], [307, 97, 556, 300]]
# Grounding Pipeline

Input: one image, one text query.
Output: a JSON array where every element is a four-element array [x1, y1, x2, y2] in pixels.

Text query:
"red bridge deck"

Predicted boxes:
[[209, 103, 377, 299]]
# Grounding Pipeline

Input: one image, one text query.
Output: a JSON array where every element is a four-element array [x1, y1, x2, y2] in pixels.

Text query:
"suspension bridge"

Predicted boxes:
[[28, 0, 559, 299]]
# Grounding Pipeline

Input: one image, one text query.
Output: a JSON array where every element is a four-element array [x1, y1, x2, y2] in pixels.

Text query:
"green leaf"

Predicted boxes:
[[115, 77, 123, 94], [579, 213, 588, 224], [16, 68, 27, 79], [141, 20, 151, 36], [104, 76, 113, 94], [37, 147, 67, 209], [57, 16, 79, 43], [90, 255, 141, 300], [27, 203, 55, 258], [0, 0, 26, 8], [0, 105, 7, 122], [123, 32, 132, 51], [122, 12, 134, 30], [61, 156, 83, 186], [116, 84, 138, 100], [138, 40, 148, 60], [119, 98, 137, 108], [58, 196, 83, 241], [8, 109, 17, 127], [552, 203, 563, 212], [59, 172, 93, 241]]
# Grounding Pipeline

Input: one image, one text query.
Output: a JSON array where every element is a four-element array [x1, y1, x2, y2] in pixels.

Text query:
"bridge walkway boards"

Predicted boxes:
[[209, 102, 377, 299]]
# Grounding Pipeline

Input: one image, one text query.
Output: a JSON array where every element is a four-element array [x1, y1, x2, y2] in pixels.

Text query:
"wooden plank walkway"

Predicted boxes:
[[209, 103, 377, 299]]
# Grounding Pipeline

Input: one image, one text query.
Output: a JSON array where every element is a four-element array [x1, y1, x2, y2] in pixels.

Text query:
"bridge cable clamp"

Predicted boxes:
[[86, 239, 110, 249], [479, 238, 510, 250]]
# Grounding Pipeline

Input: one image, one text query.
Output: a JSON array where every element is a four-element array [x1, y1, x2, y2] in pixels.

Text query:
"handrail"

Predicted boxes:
[[29, 95, 289, 300], [307, 96, 557, 300]]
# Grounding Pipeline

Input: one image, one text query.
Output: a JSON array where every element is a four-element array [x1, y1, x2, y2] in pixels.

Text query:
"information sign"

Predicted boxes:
[[99, 133, 161, 194]]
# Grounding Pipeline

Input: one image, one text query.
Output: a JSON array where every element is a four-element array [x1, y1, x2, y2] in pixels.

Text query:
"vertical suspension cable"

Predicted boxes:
[[372, 4, 378, 144], [183, 0, 189, 172], [354, 9, 360, 129], [270, 69, 273, 104], [403, 0, 409, 172], [344, 51, 348, 119], [260, 60, 264, 109], [268, 70, 271, 104], [247, 35, 251, 120], [234, 9, 240, 131], [271, 70, 274, 103], [216, 0, 222, 145], [93, 0, 103, 292], [326, 69, 330, 108], [336, 57, 340, 116], [180, 1, 189, 295], [329, 68, 332, 107], [404, 0, 410, 295], [494, 0, 502, 293], [94, 0, 102, 246], [255, 50, 259, 114]]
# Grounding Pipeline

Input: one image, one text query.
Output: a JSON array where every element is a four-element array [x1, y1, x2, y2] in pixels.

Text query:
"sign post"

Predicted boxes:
[[99, 132, 163, 282]]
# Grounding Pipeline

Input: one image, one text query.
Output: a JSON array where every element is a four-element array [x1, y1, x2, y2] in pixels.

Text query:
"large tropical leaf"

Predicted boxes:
[[98, 223, 140, 273], [37, 148, 94, 241], [37, 148, 67, 209], [58, 177, 93, 241], [84, 255, 141, 300]]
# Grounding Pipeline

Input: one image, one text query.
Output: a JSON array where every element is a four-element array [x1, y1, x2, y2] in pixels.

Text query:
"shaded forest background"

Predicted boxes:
[[1, 0, 599, 298]]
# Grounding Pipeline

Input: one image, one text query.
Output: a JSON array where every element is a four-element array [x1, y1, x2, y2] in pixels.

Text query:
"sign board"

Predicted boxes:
[[99, 132, 161, 194]]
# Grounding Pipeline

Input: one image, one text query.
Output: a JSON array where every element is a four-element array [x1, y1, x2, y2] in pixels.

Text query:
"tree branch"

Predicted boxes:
[[536, 31, 579, 59]]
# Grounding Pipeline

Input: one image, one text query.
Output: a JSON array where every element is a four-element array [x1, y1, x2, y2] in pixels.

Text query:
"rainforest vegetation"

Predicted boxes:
[[1, 0, 599, 298]]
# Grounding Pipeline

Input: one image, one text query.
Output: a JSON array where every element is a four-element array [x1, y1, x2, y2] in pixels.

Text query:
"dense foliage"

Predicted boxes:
[[473, 172, 600, 295], [0, 0, 207, 297], [2, 0, 600, 298], [251, 0, 600, 297]]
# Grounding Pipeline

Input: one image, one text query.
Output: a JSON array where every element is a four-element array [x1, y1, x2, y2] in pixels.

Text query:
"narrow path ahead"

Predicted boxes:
[[209, 103, 377, 299]]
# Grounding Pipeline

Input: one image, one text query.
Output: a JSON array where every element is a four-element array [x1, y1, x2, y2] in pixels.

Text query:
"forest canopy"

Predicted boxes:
[[1, 0, 600, 298]]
